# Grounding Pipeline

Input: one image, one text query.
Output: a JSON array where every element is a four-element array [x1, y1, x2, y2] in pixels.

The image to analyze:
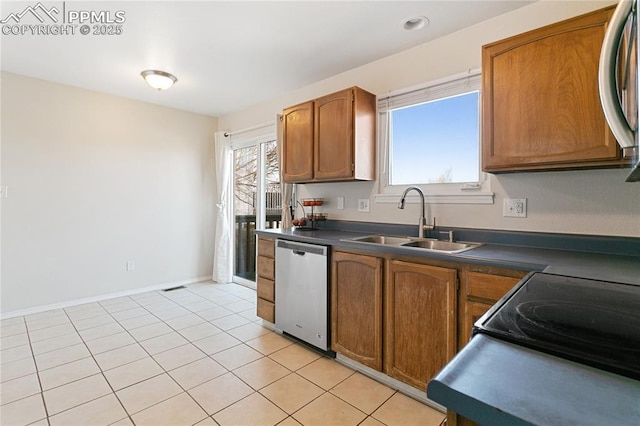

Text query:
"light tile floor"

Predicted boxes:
[[0, 281, 446, 426]]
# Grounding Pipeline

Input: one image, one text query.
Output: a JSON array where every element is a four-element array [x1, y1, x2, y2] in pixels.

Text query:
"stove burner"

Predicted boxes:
[[475, 273, 640, 380], [514, 300, 640, 352]]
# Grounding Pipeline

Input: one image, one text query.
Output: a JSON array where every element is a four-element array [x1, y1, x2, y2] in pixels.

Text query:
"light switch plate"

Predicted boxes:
[[337, 196, 345, 210], [357, 198, 370, 212]]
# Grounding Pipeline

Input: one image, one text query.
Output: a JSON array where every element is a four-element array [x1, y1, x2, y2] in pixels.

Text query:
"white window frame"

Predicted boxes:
[[375, 70, 493, 205], [229, 125, 277, 231], [228, 123, 276, 288]]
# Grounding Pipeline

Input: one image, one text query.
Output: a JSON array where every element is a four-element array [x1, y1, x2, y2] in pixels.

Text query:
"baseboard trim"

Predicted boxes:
[[335, 353, 446, 413], [1, 275, 212, 320]]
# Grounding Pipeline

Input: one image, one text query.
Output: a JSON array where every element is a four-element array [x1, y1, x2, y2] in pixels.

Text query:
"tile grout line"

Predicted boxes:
[[6, 282, 431, 426], [93, 292, 191, 425], [149, 284, 282, 423], [12, 284, 252, 425], [111, 284, 257, 425], [58, 304, 132, 425], [19, 314, 50, 425], [101, 284, 253, 424], [9, 284, 269, 424]]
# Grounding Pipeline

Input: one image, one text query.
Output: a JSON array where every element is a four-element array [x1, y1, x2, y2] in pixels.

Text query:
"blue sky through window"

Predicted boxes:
[[390, 91, 479, 185]]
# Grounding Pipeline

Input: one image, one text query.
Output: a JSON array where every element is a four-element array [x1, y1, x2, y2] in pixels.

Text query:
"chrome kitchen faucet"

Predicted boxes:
[[398, 186, 436, 239]]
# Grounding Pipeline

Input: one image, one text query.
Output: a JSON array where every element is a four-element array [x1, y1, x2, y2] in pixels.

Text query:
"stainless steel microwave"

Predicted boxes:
[[600, 0, 640, 182]]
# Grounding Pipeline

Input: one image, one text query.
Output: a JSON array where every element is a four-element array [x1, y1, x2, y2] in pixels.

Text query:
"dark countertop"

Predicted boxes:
[[427, 334, 640, 426], [257, 227, 640, 285], [261, 225, 640, 425]]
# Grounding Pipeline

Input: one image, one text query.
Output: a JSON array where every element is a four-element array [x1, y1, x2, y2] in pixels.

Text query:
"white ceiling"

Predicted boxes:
[[1, 1, 533, 117]]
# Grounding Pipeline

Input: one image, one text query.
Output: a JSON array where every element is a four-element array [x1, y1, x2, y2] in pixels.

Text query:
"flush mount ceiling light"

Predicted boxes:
[[402, 16, 429, 31], [140, 70, 177, 91]]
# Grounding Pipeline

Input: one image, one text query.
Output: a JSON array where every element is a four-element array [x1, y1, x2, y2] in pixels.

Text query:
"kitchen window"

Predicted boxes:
[[376, 71, 493, 204]]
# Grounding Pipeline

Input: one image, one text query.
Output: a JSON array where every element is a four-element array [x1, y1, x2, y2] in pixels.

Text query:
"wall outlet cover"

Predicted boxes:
[[337, 196, 345, 210], [503, 198, 527, 218]]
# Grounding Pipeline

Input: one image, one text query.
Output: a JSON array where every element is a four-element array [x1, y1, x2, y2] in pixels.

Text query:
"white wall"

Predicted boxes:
[[218, 0, 640, 238], [1, 72, 217, 314]]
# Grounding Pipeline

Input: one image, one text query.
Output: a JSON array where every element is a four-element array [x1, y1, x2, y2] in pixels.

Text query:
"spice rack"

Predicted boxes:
[[295, 198, 327, 230]]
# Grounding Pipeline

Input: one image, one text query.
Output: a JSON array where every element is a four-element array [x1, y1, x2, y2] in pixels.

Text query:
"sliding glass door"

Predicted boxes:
[[232, 138, 281, 287]]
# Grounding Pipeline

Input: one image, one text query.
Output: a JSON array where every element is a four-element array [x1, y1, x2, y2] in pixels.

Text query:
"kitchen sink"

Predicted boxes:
[[344, 235, 482, 253], [346, 235, 414, 245], [400, 239, 482, 254]]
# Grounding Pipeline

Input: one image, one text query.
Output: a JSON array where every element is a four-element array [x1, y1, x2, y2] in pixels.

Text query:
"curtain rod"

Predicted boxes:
[[223, 120, 275, 138]]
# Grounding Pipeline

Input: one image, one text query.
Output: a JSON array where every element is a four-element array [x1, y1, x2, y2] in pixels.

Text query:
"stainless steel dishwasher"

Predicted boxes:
[[275, 239, 329, 351]]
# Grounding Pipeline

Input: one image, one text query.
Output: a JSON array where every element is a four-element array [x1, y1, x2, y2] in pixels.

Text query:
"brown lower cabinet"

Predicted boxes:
[[458, 269, 527, 348], [330, 248, 528, 426], [385, 260, 457, 390], [331, 251, 383, 370], [448, 268, 527, 426], [331, 251, 458, 390], [256, 237, 276, 323]]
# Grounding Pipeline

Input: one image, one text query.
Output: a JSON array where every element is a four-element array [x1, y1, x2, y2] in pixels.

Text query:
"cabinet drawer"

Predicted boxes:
[[257, 298, 275, 323], [258, 238, 275, 258], [466, 271, 520, 301], [257, 276, 275, 302], [257, 255, 275, 280]]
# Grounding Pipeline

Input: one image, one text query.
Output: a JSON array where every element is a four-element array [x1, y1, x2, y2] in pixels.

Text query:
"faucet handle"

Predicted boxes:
[[422, 217, 436, 232]]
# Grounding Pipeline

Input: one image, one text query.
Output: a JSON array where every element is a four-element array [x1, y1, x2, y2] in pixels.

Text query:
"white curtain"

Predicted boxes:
[[212, 131, 233, 283], [277, 114, 294, 228]]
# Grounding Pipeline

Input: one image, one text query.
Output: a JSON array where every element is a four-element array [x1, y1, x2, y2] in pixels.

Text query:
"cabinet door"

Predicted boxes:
[[482, 6, 625, 172], [459, 271, 522, 348], [331, 251, 383, 371], [447, 411, 479, 426], [283, 101, 314, 182], [461, 300, 493, 347], [384, 260, 457, 390], [314, 89, 354, 180]]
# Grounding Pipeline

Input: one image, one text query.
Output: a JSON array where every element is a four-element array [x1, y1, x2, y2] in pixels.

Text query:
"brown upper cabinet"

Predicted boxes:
[[282, 87, 376, 183], [482, 6, 629, 172]]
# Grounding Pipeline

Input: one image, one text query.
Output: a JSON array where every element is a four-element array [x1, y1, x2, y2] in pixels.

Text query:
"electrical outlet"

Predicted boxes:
[[126, 260, 136, 271], [357, 198, 370, 212], [503, 198, 527, 218], [337, 196, 345, 210]]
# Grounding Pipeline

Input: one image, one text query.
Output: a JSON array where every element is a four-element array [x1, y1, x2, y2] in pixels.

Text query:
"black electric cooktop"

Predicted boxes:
[[473, 272, 640, 380]]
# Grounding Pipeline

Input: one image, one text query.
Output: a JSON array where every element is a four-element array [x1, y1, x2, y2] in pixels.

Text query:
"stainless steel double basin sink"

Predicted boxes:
[[344, 234, 482, 254]]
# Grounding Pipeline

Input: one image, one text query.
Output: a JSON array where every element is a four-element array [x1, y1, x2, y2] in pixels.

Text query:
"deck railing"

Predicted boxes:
[[234, 213, 282, 281]]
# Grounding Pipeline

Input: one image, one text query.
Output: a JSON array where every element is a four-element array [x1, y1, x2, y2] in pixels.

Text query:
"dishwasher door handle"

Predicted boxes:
[[292, 250, 306, 256], [276, 239, 328, 256]]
